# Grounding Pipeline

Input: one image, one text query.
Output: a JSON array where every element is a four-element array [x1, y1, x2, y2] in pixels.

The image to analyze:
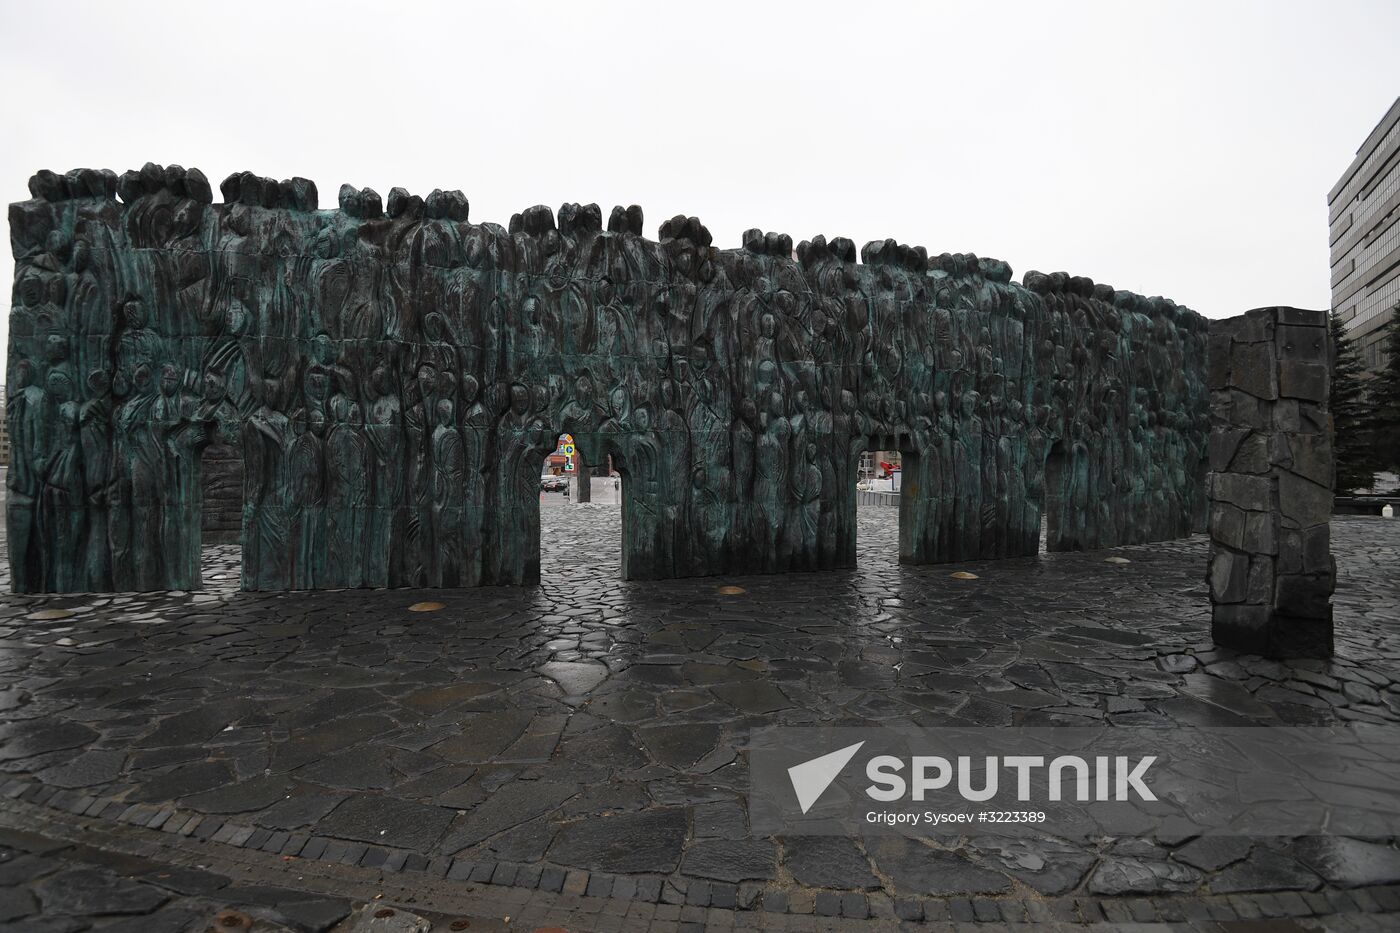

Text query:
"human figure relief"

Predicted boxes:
[[656, 379, 691, 573], [243, 376, 293, 590], [795, 443, 822, 568], [559, 375, 599, 438], [491, 384, 547, 584], [431, 398, 466, 587], [39, 371, 83, 592], [366, 364, 404, 586], [327, 398, 371, 587], [153, 364, 201, 587], [7, 360, 46, 589], [403, 363, 438, 584], [288, 408, 327, 590], [754, 389, 790, 572], [114, 299, 159, 394], [460, 375, 490, 586], [952, 388, 983, 561], [114, 365, 164, 590], [79, 371, 114, 590], [729, 397, 758, 560]]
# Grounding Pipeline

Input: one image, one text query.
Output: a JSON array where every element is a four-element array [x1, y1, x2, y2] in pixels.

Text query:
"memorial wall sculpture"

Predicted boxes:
[[7, 164, 1211, 593]]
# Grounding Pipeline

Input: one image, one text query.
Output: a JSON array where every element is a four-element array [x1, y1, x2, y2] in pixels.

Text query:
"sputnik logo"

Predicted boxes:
[[788, 741, 865, 813]]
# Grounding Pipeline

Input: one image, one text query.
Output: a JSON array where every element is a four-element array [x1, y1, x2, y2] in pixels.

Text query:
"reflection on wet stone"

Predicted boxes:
[[0, 492, 1397, 907]]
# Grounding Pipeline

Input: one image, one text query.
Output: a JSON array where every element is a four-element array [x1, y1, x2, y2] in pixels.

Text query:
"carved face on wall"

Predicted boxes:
[[160, 365, 180, 396], [224, 298, 250, 337], [756, 360, 777, 395], [416, 365, 436, 400], [436, 398, 454, 427], [609, 386, 629, 417], [44, 335, 69, 364], [424, 313, 445, 343], [462, 375, 480, 405], [46, 370, 73, 402], [306, 372, 330, 402], [509, 384, 530, 417], [690, 343, 711, 374], [17, 273, 44, 308], [313, 334, 335, 365], [173, 202, 201, 238], [372, 366, 391, 396], [226, 205, 251, 237]]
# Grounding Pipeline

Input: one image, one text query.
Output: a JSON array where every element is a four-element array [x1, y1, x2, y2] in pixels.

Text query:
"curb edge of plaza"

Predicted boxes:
[[4, 777, 1400, 929]]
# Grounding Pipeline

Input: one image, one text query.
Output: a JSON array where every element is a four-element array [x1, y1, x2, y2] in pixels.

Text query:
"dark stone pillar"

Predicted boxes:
[[575, 447, 590, 503], [1207, 307, 1334, 658]]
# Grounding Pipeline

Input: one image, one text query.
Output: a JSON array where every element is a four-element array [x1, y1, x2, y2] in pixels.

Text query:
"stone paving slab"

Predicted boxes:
[[2, 507, 1400, 930], [2, 793, 1398, 932]]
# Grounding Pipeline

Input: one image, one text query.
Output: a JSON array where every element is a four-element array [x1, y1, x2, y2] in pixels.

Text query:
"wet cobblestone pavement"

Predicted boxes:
[[2, 504, 1400, 930]]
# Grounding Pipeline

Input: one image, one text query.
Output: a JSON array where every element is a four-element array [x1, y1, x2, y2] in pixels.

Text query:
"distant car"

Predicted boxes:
[[540, 476, 568, 492]]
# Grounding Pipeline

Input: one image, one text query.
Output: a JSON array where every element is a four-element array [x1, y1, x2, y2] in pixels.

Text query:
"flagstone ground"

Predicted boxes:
[[2, 505, 1399, 930]]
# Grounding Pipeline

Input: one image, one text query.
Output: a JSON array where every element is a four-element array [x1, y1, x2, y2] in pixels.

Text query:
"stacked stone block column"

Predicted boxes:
[[1207, 307, 1334, 658]]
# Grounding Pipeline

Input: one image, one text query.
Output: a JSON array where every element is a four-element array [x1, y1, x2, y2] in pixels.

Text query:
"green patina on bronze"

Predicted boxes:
[[7, 164, 1211, 593]]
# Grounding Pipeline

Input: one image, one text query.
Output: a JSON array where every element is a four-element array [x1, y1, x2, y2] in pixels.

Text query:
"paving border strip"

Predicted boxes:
[[4, 776, 1400, 927]]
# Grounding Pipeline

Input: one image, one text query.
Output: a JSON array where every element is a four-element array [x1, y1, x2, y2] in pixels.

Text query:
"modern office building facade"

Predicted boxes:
[[1329, 96, 1400, 371]]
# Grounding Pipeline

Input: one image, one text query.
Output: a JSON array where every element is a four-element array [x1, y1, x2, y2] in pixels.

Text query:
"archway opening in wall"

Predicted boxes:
[[852, 438, 902, 570], [537, 438, 624, 586], [199, 441, 243, 588], [1041, 440, 1067, 553]]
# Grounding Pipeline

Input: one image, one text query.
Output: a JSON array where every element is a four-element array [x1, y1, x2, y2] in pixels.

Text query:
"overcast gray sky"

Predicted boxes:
[[3, 0, 1398, 353]]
